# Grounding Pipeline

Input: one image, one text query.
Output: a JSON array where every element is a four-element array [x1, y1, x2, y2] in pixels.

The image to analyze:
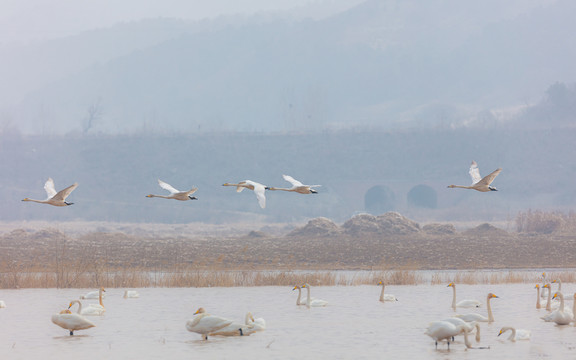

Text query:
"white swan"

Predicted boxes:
[[377, 281, 398, 302], [535, 284, 541, 309], [455, 293, 499, 323], [498, 327, 531, 341], [123, 290, 140, 298], [222, 180, 267, 208], [541, 292, 574, 325], [146, 179, 198, 201], [186, 307, 234, 340], [80, 288, 107, 299], [541, 272, 549, 298], [210, 312, 266, 337], [448, 283, 482, 310], [51, 300, 96, 335], [542, 284, 559, 311], [441, 318, 481, 342], [292, 285, 313, 306], [302, 283, 328, 308], [247, 312, 266, 331], [551, 279, 572, 301], [267, 175, 320, 194], [81, 287, 105, 316], [425, 320, 474, 349], [22, 178, 78, 206], [447, 161, 501, 192], [0, 300, 5, 308]]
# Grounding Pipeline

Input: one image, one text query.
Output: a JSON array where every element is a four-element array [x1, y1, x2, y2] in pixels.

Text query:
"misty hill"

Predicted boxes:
[[2, 127, 575, 224], [3, 0, 576, 134]]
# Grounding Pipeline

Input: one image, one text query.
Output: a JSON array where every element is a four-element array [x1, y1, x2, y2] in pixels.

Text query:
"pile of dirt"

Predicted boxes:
[[287, 217, 341, 237], [422, 223, 457, 235], [464, 223, 508, 236], [376, 212, 421, 235], [246, 230, 268, 238], [342, 214, 381, 234]]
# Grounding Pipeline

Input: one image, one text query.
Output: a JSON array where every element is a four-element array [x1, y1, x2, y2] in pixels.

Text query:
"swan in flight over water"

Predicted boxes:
[[447, 161, 502, 192], [448, 283, 482, 310], [22, 178, 78, 206], [51, 300, 96, 335], [267, 175, 321, 194], [498, 327, 531, 341], [222, 180, 267, 208], [146, 179, 198, 201], [186, 307, 234, 340]]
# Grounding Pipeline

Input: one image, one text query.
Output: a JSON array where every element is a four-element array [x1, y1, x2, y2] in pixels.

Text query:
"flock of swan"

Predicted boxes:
[[426, 273, 576, 350], [21, 161, 501, 210]]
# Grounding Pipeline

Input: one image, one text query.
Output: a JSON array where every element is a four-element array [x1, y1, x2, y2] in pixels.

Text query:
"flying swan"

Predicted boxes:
[[267, 175, 321, 194], [51, 300, 96, 335], [447, 161, 502, 192], [222, 180, 267, 208], [22, 178, 78, 206], [146, 179, 198, 201]]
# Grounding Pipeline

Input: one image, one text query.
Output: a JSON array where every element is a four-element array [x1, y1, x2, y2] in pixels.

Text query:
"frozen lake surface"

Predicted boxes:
[[1, 283, 575, 359]]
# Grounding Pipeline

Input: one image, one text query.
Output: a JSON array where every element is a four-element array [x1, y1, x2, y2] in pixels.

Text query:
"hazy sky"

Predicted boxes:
[[0, 0, 358, 44]]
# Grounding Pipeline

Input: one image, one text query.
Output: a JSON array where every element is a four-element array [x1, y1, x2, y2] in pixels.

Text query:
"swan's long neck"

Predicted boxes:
[[98, 289, 104, 307], [474, 323, 481, 343], [72, 300, 83, 314], [23, 198, 46, 204], [557, 280, 562, 292], [451, 285, 457, 310], [546, 285, 552, 311], [268, 187, 292, 192], [510, 328, 517, 341], [536, 287, 541, 309], [557, 293, 565, 312], [379, 284, 385, 302], [462, 328, 472, 349], [450, 185, 473, 189], [148, 194, 171, 199], [295, 287, 302, 305], [487, 295, 495, 323], [305, 285, 311, 309]]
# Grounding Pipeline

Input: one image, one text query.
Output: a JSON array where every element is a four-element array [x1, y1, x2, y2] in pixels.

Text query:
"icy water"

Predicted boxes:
[[1, 283, 575, 359]]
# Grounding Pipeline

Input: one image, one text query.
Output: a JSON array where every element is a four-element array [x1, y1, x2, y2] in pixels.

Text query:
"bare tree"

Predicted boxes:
[[84, 98, 103, 134]]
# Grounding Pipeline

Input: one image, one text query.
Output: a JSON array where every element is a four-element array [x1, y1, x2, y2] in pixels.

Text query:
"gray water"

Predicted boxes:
[[1, 283, 575, 359]]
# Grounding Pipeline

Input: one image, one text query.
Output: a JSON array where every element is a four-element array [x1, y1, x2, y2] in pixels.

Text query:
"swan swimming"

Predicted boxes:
[[377, 281, 398, 302], [267, 175, 320, 194], [22, 178, 78, 206], [541, 292, 574, 325], [146, 179, 198, 201], [222, 180, 267, 208], [51, 300, 96, 335], [81, 287, 105, 316], [447, 161, 502, 192], [454, 293, 499, 323], [302, 283, 328, 308], [123, 290, 140, 298], [535, 284, 541, 309], [209, 312, 265, 337], [448, 283, 482, 310], [498, 327, 531, 341], [293, 285, 313, 306], [186, 307, 234, 340]]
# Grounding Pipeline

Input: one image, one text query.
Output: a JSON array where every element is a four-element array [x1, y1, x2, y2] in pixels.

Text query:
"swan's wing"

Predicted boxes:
[[282, 174, 304, 187], [186, 188, 198, 195], [468, 161, 482, 185], [44, 178, 58, 199], [477, 168, 502, 186], [246, 180, 266, 208], [158, 179, 180, 194], [52, 183, 78, 201]]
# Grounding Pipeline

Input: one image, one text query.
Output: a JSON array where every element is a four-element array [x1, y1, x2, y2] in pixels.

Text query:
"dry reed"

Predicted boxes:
[[516, 209, 576, 234]]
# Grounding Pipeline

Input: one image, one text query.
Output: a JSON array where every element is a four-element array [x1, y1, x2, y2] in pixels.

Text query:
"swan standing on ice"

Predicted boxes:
[[448, 283, 482, 310], [222, 180, 267, 208], [455, 293, 499, 323], [81, 287, 105, 316], [51, 300, 95, 335], [146, 180, 198, 201], [498, 327, 531, 341], [186, 307, 234, 340], [447, 161, 502, 192], [302, 283, 328, 308], [425, 321, 474, 349], [123, 290, 140, 298], [22, 178, 78, 206], [267, 175, 320, 194], [377, 281, 398, 302]]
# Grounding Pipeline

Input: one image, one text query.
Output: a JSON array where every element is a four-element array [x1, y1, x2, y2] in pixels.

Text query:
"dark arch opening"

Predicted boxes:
[[364, 185, 396, 214], [407, 184, 437, 209]]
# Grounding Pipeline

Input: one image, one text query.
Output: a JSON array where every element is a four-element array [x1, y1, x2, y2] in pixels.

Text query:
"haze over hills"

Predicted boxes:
[[1, 0, 575, 134]]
